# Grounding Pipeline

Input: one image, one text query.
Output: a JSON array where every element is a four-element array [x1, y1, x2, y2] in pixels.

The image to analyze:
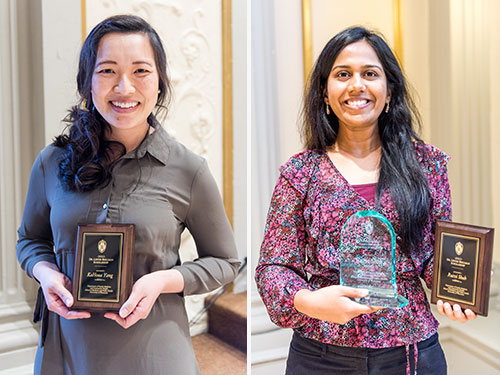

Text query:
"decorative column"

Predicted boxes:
[[0, 0, 40, 372], [430, 0, 492, 227], [251, 0, 291, 373], [429, 1, 500, 372], [489, 0, 500, 266]]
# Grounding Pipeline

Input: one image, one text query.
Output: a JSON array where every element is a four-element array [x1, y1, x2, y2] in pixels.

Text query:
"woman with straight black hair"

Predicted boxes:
[[256, 26, 476, 375], [17, 15, 239, 375]]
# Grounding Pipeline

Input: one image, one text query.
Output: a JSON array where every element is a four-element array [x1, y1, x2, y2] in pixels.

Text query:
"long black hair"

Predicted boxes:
[[302, 26, 430, 255], [54, 15, 172, 192]]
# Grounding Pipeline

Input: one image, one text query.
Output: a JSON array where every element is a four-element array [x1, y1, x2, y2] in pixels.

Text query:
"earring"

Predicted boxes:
[[326, 103, 330, 115], [385, 102, 390, 113]]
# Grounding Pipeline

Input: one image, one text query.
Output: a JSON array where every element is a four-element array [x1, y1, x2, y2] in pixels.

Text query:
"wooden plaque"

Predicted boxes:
[[431, 220, 494, 316], [72, 224, 135, 312]]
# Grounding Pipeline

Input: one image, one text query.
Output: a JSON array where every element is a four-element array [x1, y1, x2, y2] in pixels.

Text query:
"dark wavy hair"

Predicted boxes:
[[302, 26, 430, 255], [53, 15, 172, 192]]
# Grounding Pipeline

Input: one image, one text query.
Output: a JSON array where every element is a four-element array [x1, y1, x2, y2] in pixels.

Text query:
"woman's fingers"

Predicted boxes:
[[54, 277, 74, 307], [436, 300, 477, 323], [337, 286, 369, 298], [358, 304, 386, 314], [105, 301, 146, 329], [46, 289, 91, 319], [45, 289, 91, 319], [294, 286, 387, 325], [119, 290, 143, 319], [464, 309, 477, 321], [337, 286, 386, 313], [105, 274, 163, 328], [343, 296, 386, 319], [63, 310, 91, 319], [104, 313, 130, 328], [38, 267, 91, 319]]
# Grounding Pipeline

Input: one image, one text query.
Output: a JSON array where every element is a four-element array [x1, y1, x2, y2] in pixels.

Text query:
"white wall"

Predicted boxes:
[[401, 0, 431, 142], [41, 0, 81, 143], [232, 0, 248, 275], [310, 0, 393, 58], [273, 0, 303, 165]]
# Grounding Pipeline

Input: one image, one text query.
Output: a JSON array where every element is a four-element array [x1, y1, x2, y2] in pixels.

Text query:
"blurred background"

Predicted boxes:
[[251, 0, 500, 374], [0, 0, 247, 374], [2, 0, 500, 374]]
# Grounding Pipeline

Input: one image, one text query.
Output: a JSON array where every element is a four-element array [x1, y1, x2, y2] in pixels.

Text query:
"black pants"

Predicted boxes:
[[285, 332, 447, 375]]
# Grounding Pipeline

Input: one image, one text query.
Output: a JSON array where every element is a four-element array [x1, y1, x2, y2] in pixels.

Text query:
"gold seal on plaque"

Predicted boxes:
[[455, 241, 464, 256], [98, 239, 107, 253]]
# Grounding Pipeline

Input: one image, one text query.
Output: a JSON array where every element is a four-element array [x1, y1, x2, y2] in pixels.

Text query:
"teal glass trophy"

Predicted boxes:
[[339, 210, 409, 308]]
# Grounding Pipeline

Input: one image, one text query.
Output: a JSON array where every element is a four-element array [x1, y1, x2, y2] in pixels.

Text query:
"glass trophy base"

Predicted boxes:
[[352, 290, 409, 309]]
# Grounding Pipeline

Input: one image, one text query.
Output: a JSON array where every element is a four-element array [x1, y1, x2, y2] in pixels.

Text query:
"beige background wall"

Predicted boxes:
[[489, 0, 500, 265], [271, 0, 499, 262]]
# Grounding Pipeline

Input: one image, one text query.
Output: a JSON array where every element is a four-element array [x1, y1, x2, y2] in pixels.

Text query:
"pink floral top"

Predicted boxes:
[[255, 143, 451, 348]]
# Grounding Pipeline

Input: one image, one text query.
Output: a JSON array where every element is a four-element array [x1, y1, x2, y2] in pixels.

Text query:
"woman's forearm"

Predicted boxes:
[[150, 269, 185, 294], [32, 260, 60, 283]]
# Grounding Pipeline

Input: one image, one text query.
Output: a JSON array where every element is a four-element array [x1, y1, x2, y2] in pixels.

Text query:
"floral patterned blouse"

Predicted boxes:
[[255, 143, 451, 348]]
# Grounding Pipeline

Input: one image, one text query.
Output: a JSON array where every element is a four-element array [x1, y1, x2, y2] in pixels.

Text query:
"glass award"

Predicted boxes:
[[339, 210, 409, 308]]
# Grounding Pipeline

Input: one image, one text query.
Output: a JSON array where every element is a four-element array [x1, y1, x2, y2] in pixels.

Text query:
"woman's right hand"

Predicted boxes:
[[294, 285, 385, 325], [33, 261, 91, 319]]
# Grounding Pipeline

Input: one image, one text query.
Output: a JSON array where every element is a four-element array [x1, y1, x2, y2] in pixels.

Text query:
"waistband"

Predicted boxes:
[[292, 331, 438, 358]]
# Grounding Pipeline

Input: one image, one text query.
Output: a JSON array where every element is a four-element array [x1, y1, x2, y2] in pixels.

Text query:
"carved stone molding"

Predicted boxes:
[[86, 0, 224, 335], [86, 0, 222, 176]]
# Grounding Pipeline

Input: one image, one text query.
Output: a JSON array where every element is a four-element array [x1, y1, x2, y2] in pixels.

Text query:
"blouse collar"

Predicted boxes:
[[121, 125, 171, 166]]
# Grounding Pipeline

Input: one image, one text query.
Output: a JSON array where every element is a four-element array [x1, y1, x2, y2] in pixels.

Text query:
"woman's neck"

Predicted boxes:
[[327, 125, 382, 185], [106, 123, 151, 153], [333, 126, 381, 158]]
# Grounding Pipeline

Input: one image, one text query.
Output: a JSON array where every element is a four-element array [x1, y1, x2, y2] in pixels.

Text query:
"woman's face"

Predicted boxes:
[[325, 40, 390, 132], [91, 32, 159, 132]]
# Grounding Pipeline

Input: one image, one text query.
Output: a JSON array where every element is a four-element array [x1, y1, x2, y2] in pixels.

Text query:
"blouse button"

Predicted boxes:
[[103, 203, 108, 210]]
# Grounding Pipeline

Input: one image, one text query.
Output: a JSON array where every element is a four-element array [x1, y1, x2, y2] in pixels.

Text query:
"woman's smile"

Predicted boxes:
[[91, 32, 159, 132], [343, 97, 372, 110], [325, 40, 390, 130], [109, 100, 141, 112], [111, 100, 139, 109]]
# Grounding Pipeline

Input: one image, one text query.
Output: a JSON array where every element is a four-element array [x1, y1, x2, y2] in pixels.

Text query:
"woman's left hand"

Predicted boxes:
[[104, 269, 184, 329], [436, 299, 477, 323]]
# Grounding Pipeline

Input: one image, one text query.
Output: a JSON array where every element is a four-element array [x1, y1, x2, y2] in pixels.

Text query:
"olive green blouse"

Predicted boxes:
[[17, 126, 240, 375]]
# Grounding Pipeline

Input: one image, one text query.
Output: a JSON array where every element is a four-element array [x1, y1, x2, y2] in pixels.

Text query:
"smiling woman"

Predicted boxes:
[[325, 40, 390, 133], [91, 33, 159, 142], [16, 14, 239, 375], [53, 15, 172, 193], [255, 26, 476, 375]]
